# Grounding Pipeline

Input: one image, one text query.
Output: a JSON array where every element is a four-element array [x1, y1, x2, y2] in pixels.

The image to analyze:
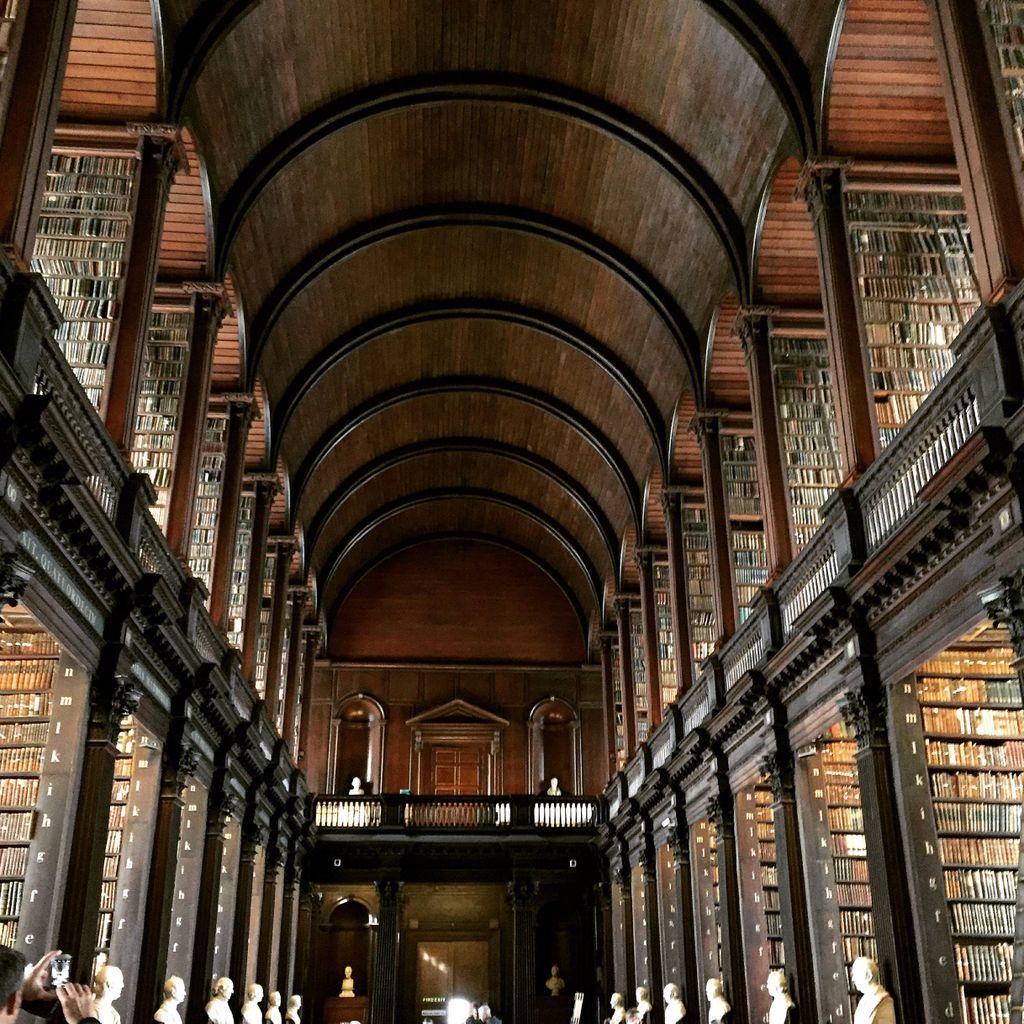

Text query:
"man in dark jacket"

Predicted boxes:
[[0, 948, 98, 1024]]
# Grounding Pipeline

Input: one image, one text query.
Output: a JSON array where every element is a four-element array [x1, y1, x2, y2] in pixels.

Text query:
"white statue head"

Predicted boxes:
[[550, 777, 559, 788], [767, 970, 788, 997], [635, 987, 649, 1004], [479, 1008, 492, 1022], [213, 978, 234, 1001], [344, 967, 352, 979], [663, 984, 680, 1003], [610, 993, 625, 1010], [163, 977, 185, 1003], [268, 992, 281, 1008], [550, 965, 560, 977], [349, 777, 363, 793], [851, 957, 880, 995], [287, 997, 301, 1012], [706, 979, 724, 1001], [94, 965, 124, 1002], [246, 984, 263, 1004]]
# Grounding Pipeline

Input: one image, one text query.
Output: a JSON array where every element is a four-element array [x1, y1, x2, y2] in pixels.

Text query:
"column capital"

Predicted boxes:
[[793, 156, 853, 218], [658, 488, 685, 516], [733, 304, 777, 358], [980, 570, 1024, 659], [688, 410, 725, 443], [633, 547, 655, 573], [758, 747, 795, 803], [612, 593, 634, 615], [0, 550, 33, 615], [706, 791, 733, 834], [840, 684, 889, 750], [375, 878, 404, 908]]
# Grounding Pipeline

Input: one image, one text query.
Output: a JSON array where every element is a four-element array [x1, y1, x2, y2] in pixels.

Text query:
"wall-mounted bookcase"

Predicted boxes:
[[653, 560, 677, 705], [32, 150, 138, 410], [629, 606, 649, 744], [982, 1, 1024, 167], [720, 432, 768, 621], [275, 599, 292, 733], [611, 640, 625, 771], [128, 303, 193, 532], [227, 491, 255, 650], [188, 411, 227, 593], [845, 187, 980, 448], [681, 505, 716, 670], [692, 816, 722, 998], [769, 331, 842, 550], [252, 603, 272, 700]]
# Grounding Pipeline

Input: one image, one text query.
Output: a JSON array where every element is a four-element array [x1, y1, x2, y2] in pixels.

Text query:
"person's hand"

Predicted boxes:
[[22, 950, 60, 1003], [57, 984, 96, 1024]]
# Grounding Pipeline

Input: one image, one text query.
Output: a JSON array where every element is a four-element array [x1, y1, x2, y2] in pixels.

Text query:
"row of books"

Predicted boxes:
[[950, 902, 1014, 936], [831, 833, 868, 858], [927, 740, 1024, 768], [834, 856, 870, 883], [0, 662, 56, 690], [0, 846, 27, 879], [919, 676, 1022, 706], [922, 706, 1024, 736], [840, 909, 874, 936], [955, 942, 1013, 983], [931, 770, 1023, 801], [0, 633, 59, 656], [938, 837, 1018, 867], [828, 806, 864, 832], [945, 868, 1017, 901], [922, 651, 1016, 676], [0, 777, 39, 807], [836, 883, 872, 907], [960, 994, 1010, 1024], [933, 800, 1022, 835], [0, 812, 33, 842], [0, 709, 50, 736], [0, 881, 22, 918]]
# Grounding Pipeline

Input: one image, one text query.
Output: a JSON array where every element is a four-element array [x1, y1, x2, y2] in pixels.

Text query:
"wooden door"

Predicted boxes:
[[430, 746, 484, 795]]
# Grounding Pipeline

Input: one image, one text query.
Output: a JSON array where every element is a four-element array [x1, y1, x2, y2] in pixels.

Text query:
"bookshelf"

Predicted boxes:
[[611, 640, 625, 772], [692, 816, 722, 997], [165, 781, 209, 983], [982, 1, 1024, 166], [769, 332, 843, 550], [0, 1, 21, 89], [275, 599, 291, 732], [252, 603, 272, 700], [893, 633, 1023, 1024], [188, 411, 228, 593], [97, 719, 136, 971], [227, 491, 255, 650], [629, 606, 649, 743], [682, 505, 716, 670], [653, 560, 677, 705], [32, 150, 138, 410], [128, 304, 193, 532], [845, 187, 980, 447], [720, 432, 768, 620], [0, 624, 59, 946]]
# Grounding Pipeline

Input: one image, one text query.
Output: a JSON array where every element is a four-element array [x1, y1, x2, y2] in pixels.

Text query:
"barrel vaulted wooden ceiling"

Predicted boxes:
[[61, 0, 957, 647]]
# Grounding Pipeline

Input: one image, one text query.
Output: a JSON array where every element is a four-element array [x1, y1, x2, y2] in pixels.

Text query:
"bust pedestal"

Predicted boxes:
[[324, 996, 369, 1024]]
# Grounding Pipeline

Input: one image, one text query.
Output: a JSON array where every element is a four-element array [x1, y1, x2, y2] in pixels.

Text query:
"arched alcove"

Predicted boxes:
[[528, 697, 580, 794], [329, 694, 386, 793]]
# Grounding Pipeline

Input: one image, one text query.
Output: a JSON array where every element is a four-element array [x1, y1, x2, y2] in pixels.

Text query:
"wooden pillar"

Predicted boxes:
[[276, 856, 301, 998], [294, 882, 318, 1003], [693, 415, 737, 642], [256, 841, 283, 989], [241, 476, 277, 678], [593, 882, 614, 1014], [598, 631, 618, 777], [132, 727, 199, 1024], [658, 489, 694, 696], [369, 880, 403, 1024], [709, 772, 747, 1024], [667, 823, 700, 1014], [186, 787, 236, 1024], [508, 880, 538, 1024], [281, 588, 307, 752], [0, 0, 77, 263], [165, 288, 228, 560], [614, 863, 637, 997], [103, 131, 182, 450], [229, 822, 264, 1008], [736, 308, 794, 577], [925, 0, 1024, 301], [635, 548, 663, 727], [840, 638, 925, 1024], [797, 161, 879, 482], [760, 711, 818, 1023], [639, 841, 664, 1024], [296, 628, 320, 770], [57, 672, 141, 982], [210, 395, 255, 628], [264, 539, 295, 726], [614, 596, 638, 759]]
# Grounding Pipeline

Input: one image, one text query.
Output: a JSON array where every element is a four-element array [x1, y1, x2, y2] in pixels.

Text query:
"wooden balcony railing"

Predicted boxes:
[[313, 794, 603, 833]]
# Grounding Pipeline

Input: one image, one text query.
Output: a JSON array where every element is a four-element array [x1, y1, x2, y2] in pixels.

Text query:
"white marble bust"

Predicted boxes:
[[634, 987, 652, 1019], [546, 777, 562, 795], [348, 777, 364, 795], [93, 965, 124, 1024], [545, 965, 565, 996], [241, 984, 264, 1024], [767, 970, 795, 1024], [852, 958, 895, 1024], [285, 996, 301, 1024], [340, 966, 355, 998], [206, 978, 234, 1024], [264, 991, 282, 1024], [155, 977, 185, 1024], [607, 993, 627, 1024], [663, 984, 686, 1024], [705, 979, 730, 1024]]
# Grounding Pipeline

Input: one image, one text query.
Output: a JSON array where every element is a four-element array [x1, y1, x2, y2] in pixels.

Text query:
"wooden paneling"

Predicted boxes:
[[158, 131, 209, 281], [826, 0, 954, 158], [671, 390, 702, 484], [645, 464, 666, 545], [706, 296, 749, 409], [211, 276, 242, 389], [60, 0, 157, 120], [329, 539, 586, 665]]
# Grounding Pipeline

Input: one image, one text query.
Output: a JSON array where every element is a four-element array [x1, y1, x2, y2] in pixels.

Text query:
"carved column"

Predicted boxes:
[[256, 839, 284, 989], [666, 825, 700, 1013], [186, 786, 237, 1024], [229, 819, 264, 1009], [635, 548, 664, 725], [297, 628, 320, 769], [693, 414, 736, 642], [264, 539, 295, 726], [659, 489, 694, 696], [281, 588, 307, 751], [593, 882, 614, 1013], [639, 844, 664, 1024], [241, 476, 277, 679], [708, 780, 747, 1024], [613, 862, 637, 997], [736, 308, 794, 577], [276, 851, 301, 997], [759, 713, 818, 1023], [599, 631, 618, 776], [165, 287, 228, 560], [797, 161, 879, 482], [841, 645, 925, 1024], [57, 672, 141, 982], [925, 0, 1024, 301], [0, 0, 77, 262], [104, 130, 183, 450], [132, 729, 199, 1024], [210, 395, 255, 628], [369, 880, 403, 1024], [614, 596, 638, 758], [507, 880, 539, 1024], [294, 882, 320, 1003]]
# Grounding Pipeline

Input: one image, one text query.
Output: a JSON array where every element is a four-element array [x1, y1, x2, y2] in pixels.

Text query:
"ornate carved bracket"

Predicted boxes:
[[758, 748, 795, 803], [981, 569, 1024, 659], [840, 684, 889, 750], [0, 551, 32, 616], [376, 879, 404, 908], [793, 156, 853, 219]]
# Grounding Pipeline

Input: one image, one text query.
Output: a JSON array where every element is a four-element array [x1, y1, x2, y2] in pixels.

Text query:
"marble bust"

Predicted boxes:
[[705, 979, 730, 1024], [264, 992, 282, 1024], [348, 777, 364, 795], [546, 777, 562, 796], [663, 984, 686, 1024], [154, 977, 185, 1024], [607, 993, 627, 1024], [767, 970, 795, 1024], [241, 984, 264, 1024], [545, 965, 565, 996], [93, 965, 124, 1024], [285, 997, 301, 1024], [206, 978, 234, 1024], [634, 987, 652, 1020], [340, 966, 355, 998], [852, 958, 895, 1024]]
